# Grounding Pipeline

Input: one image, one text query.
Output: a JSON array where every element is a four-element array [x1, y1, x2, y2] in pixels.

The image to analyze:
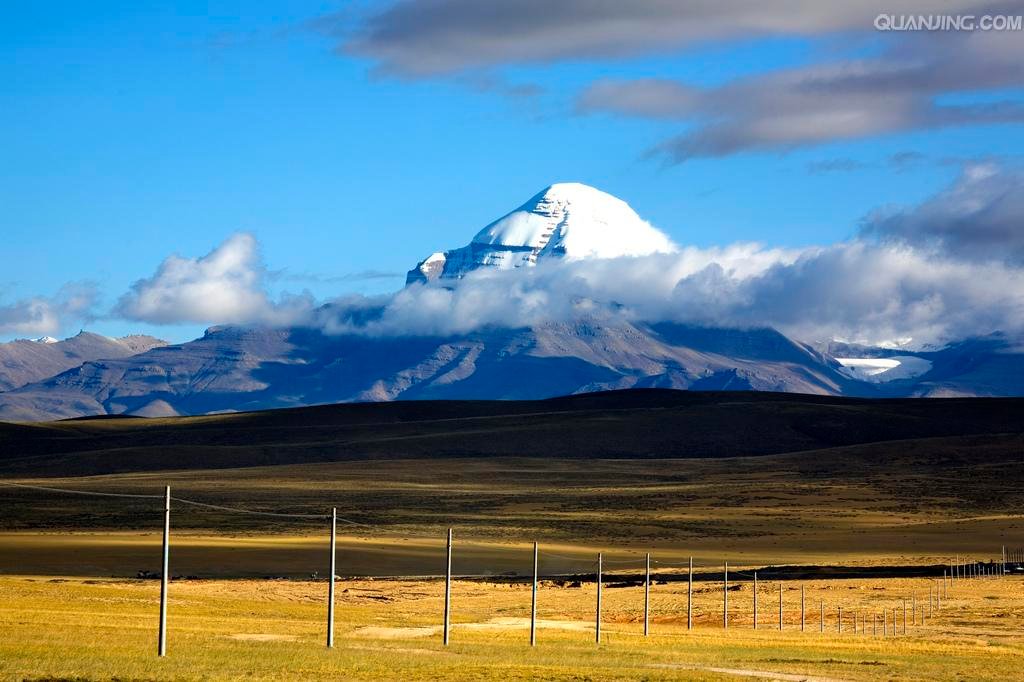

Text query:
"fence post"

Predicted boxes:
[[778, 582, 783, 631], [643, 552, 650, 637], [883, 608, 887, 636], [753, 571, 758, 630], [819, 600, 823, 633], [892, 608, 897, 636], [530, 541, 538, 647], [443, 528, 452, 646], [687, 556, 693, 630], [158, 485, 170, 657], [912, 594, 916, 626], [723, 561, 728, 630], [902, 598, 907, 634], [327, 507, 336, 649], [838, 606, 843, 634], [596, 552, 602, 644], [873, 613, 877, 637], [800, 585, 805, 632]]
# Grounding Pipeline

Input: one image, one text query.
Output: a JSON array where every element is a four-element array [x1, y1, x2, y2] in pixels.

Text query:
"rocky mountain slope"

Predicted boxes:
[[0, 320, 865, 421], [0, 332, 166, 392], [3, 182, 1022, 422]]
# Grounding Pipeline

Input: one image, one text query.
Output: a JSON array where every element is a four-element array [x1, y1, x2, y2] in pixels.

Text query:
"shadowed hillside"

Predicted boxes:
[[2, 389, 1023, 477]]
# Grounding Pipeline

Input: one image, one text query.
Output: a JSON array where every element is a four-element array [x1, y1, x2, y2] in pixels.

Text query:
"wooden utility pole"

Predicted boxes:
[[530, 542, 538, 647], [800, 585, 805, 632], [327, 507, 336, 649], [643, 552, 650, 637], [596, 553, 603, 644], [158, 486, 170, 658], [443, 528, 452, 646], [778, 582, 783, 631], [723, 561, 728, 630], [687, 556, 693, 630], [753, 571, 758, 630]]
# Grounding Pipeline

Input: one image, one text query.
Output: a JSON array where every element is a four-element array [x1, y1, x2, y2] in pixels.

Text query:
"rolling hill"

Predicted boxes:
[[2, 388, 1023, 477]]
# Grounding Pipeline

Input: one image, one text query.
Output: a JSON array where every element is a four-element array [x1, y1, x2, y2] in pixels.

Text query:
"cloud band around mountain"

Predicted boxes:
[[315, 164, 1023, 347], [21, 163, 1013, 350]]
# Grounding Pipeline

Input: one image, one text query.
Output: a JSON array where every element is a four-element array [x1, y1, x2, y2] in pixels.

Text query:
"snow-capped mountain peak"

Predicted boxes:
[[407, 183, 676, 284]]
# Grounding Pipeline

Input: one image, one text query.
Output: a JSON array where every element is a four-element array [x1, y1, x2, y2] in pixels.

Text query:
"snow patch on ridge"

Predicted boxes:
[[836, 356, 932, 383]]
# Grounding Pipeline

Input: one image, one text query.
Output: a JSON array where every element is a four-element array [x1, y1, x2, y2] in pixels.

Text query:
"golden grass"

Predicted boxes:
[[3, 445, 1023, 678], [1, 573, 1022, 681]]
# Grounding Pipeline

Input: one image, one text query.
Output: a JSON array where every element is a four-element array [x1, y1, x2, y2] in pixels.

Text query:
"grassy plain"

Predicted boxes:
[[1, 572, 1022, 681], [2, 436, 1023, 576], [2, 391, 1024, 678]]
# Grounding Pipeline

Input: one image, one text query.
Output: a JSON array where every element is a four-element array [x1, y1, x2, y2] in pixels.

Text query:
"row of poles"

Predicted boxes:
[[154, 488, 1019, 656], [443, 545, 1004, 646]]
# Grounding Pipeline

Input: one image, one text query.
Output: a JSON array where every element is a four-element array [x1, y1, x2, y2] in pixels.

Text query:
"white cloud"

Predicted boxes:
[[319, 239, 1023, 347], [115, 233, 313, 326], [109, 164, 1024, 348], [0, 283, 98, 337]]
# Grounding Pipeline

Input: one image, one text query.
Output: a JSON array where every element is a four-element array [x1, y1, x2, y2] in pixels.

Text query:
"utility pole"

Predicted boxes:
[[158, 486, 170, 657], [443, 528, 452, 646], [753, 571, 758, 630], [643, 552, 650, 637], [778, 582, 783, 631], [596, 553, 603, 644], [530, 542, 538, 647], [687, 556, 693, 630], [723, 561, 729, 630], [327, 508, 336, 648]]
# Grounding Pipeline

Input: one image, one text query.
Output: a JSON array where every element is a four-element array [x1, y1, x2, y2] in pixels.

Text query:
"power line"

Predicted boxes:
[[169, 496, 333, 520], [0, 481, 367, 525], [539, 550, 599, 563], [0, 481, 162, 499]]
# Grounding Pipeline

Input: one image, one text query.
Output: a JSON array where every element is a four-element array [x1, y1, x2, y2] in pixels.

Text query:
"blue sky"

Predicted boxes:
[[2, 1, 1022, 343]]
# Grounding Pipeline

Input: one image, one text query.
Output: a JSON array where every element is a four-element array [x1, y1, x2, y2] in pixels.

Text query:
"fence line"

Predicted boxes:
[[2, 480, 1020, 656]]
